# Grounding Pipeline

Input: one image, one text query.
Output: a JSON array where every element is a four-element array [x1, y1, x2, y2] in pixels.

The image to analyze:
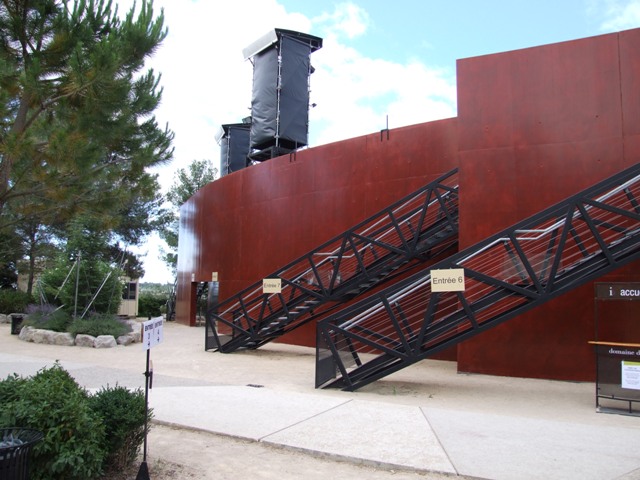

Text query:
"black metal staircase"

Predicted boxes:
[[205, 168, 460, 352], [316, 162, 640, 391]]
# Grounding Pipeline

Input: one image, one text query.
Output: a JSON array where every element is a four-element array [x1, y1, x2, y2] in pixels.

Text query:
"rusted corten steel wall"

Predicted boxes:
[[455, 29, 640, 381], [177, 28, 640, 381], [175, 119, 460, 347]]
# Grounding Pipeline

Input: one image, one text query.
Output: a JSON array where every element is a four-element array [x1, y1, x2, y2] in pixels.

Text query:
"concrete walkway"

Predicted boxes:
[[1, 320, 639, 480]]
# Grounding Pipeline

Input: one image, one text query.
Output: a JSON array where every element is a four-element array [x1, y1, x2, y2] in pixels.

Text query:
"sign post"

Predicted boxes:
[[137, 317, 164, 480]]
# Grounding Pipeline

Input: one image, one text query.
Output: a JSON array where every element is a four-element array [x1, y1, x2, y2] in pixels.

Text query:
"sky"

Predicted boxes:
[[119, 0, 640, 284]]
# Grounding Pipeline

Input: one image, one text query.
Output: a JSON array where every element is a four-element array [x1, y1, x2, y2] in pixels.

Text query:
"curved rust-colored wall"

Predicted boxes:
[[176, 118, 459, 347], [177, 28, 640, 382]]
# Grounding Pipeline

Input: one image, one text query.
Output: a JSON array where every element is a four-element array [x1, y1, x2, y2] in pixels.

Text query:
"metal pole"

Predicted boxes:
[[136, 348, 151, 480], [80, 271, 112, 319], [143, 348, 150, 461], [73, 252, 81, 318]]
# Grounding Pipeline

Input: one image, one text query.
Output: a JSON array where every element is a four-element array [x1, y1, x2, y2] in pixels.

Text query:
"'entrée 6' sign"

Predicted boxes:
[[431, 268, 465, 292]]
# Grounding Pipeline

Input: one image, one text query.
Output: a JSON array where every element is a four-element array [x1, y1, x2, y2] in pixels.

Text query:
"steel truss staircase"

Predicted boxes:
[[205, 168, 460, 353], [316, 163, 640, 391]]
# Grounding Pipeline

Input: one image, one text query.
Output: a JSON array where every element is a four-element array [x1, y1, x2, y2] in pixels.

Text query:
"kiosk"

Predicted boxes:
[[591, 283, 640, 416]]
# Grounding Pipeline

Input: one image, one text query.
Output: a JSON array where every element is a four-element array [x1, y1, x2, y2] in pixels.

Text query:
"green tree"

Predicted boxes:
[[160, 159, 217, 272], [0, 227, 22, 288], [42, 253, 123, 316], [41, 217, 124, 316], [15, 215, 59, 295], [0, 0, 174, 287]]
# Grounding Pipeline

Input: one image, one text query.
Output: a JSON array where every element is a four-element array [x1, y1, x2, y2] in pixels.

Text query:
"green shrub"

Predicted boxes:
[[89, 385, 151, 472], [23, 304, 71, 332], [138, 292, 167, 318], [0, 289, 33, 314], [0, 364, 106, 480], [68, 314, 131, 338], [0, 373, 27, 404]]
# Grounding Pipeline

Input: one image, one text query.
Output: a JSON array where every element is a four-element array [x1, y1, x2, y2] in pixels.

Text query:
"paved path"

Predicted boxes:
[[1, 320, 639, 479]]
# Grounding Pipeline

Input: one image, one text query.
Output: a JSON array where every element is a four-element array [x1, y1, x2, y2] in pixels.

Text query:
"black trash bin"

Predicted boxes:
[[10, 315, 24, 335], [0, 428, 43, 480]]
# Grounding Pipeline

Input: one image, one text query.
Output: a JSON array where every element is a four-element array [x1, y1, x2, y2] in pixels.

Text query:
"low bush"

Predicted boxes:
[[68, 313, 131, 338], [89, 385, 151, 472], [0, 289, 33, 314], [0, 365, 152, 479], [19, 308, 132, 338], [138, 292, 167, 318], [23, 304, 71, 332], [0, 373, 27, 404], [0, 364, 106, 480]]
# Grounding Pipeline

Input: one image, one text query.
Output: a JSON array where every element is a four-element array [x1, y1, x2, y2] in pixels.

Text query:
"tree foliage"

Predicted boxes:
[[160, 159, 217, 272], [0, 0, 175, 284], [41, 255, 124, 316], [166, 159, 218, 207], [0, 226, 22, 287]]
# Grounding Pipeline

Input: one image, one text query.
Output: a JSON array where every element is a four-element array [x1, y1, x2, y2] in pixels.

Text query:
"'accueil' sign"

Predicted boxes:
[[142, 318, 164, 350], [263, 278, 282, 294], [431, 268, 465, 292]]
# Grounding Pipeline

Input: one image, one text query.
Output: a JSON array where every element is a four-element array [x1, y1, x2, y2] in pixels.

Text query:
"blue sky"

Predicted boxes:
[[117, 0, 640, 283], [280, 0, 635, 66], [281, 1, 578, 65]]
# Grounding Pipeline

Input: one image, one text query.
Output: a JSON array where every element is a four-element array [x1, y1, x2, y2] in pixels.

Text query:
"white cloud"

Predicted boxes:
[[594, 0, 640, 31], [308, 33, 456, 145], [312, 2, 371, 39]]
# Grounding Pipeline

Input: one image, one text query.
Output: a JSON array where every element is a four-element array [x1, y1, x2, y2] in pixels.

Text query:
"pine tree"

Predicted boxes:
[[0, 0, 173, 227], [0, 0, 174, 285]]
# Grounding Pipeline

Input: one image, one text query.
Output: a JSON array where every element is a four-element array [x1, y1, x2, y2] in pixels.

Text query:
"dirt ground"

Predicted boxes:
[[111, 423, 462, 480]]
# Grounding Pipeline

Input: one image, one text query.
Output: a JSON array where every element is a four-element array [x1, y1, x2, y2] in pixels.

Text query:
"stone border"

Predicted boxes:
[[15, 319, 142, 348]]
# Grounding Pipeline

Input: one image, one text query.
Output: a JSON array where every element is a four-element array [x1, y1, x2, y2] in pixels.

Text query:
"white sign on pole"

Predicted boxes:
[[263, 278, 282, 294], [142, 318, 164, 350], [212, 271, 218, 282], [431, 268, 466, 292]]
